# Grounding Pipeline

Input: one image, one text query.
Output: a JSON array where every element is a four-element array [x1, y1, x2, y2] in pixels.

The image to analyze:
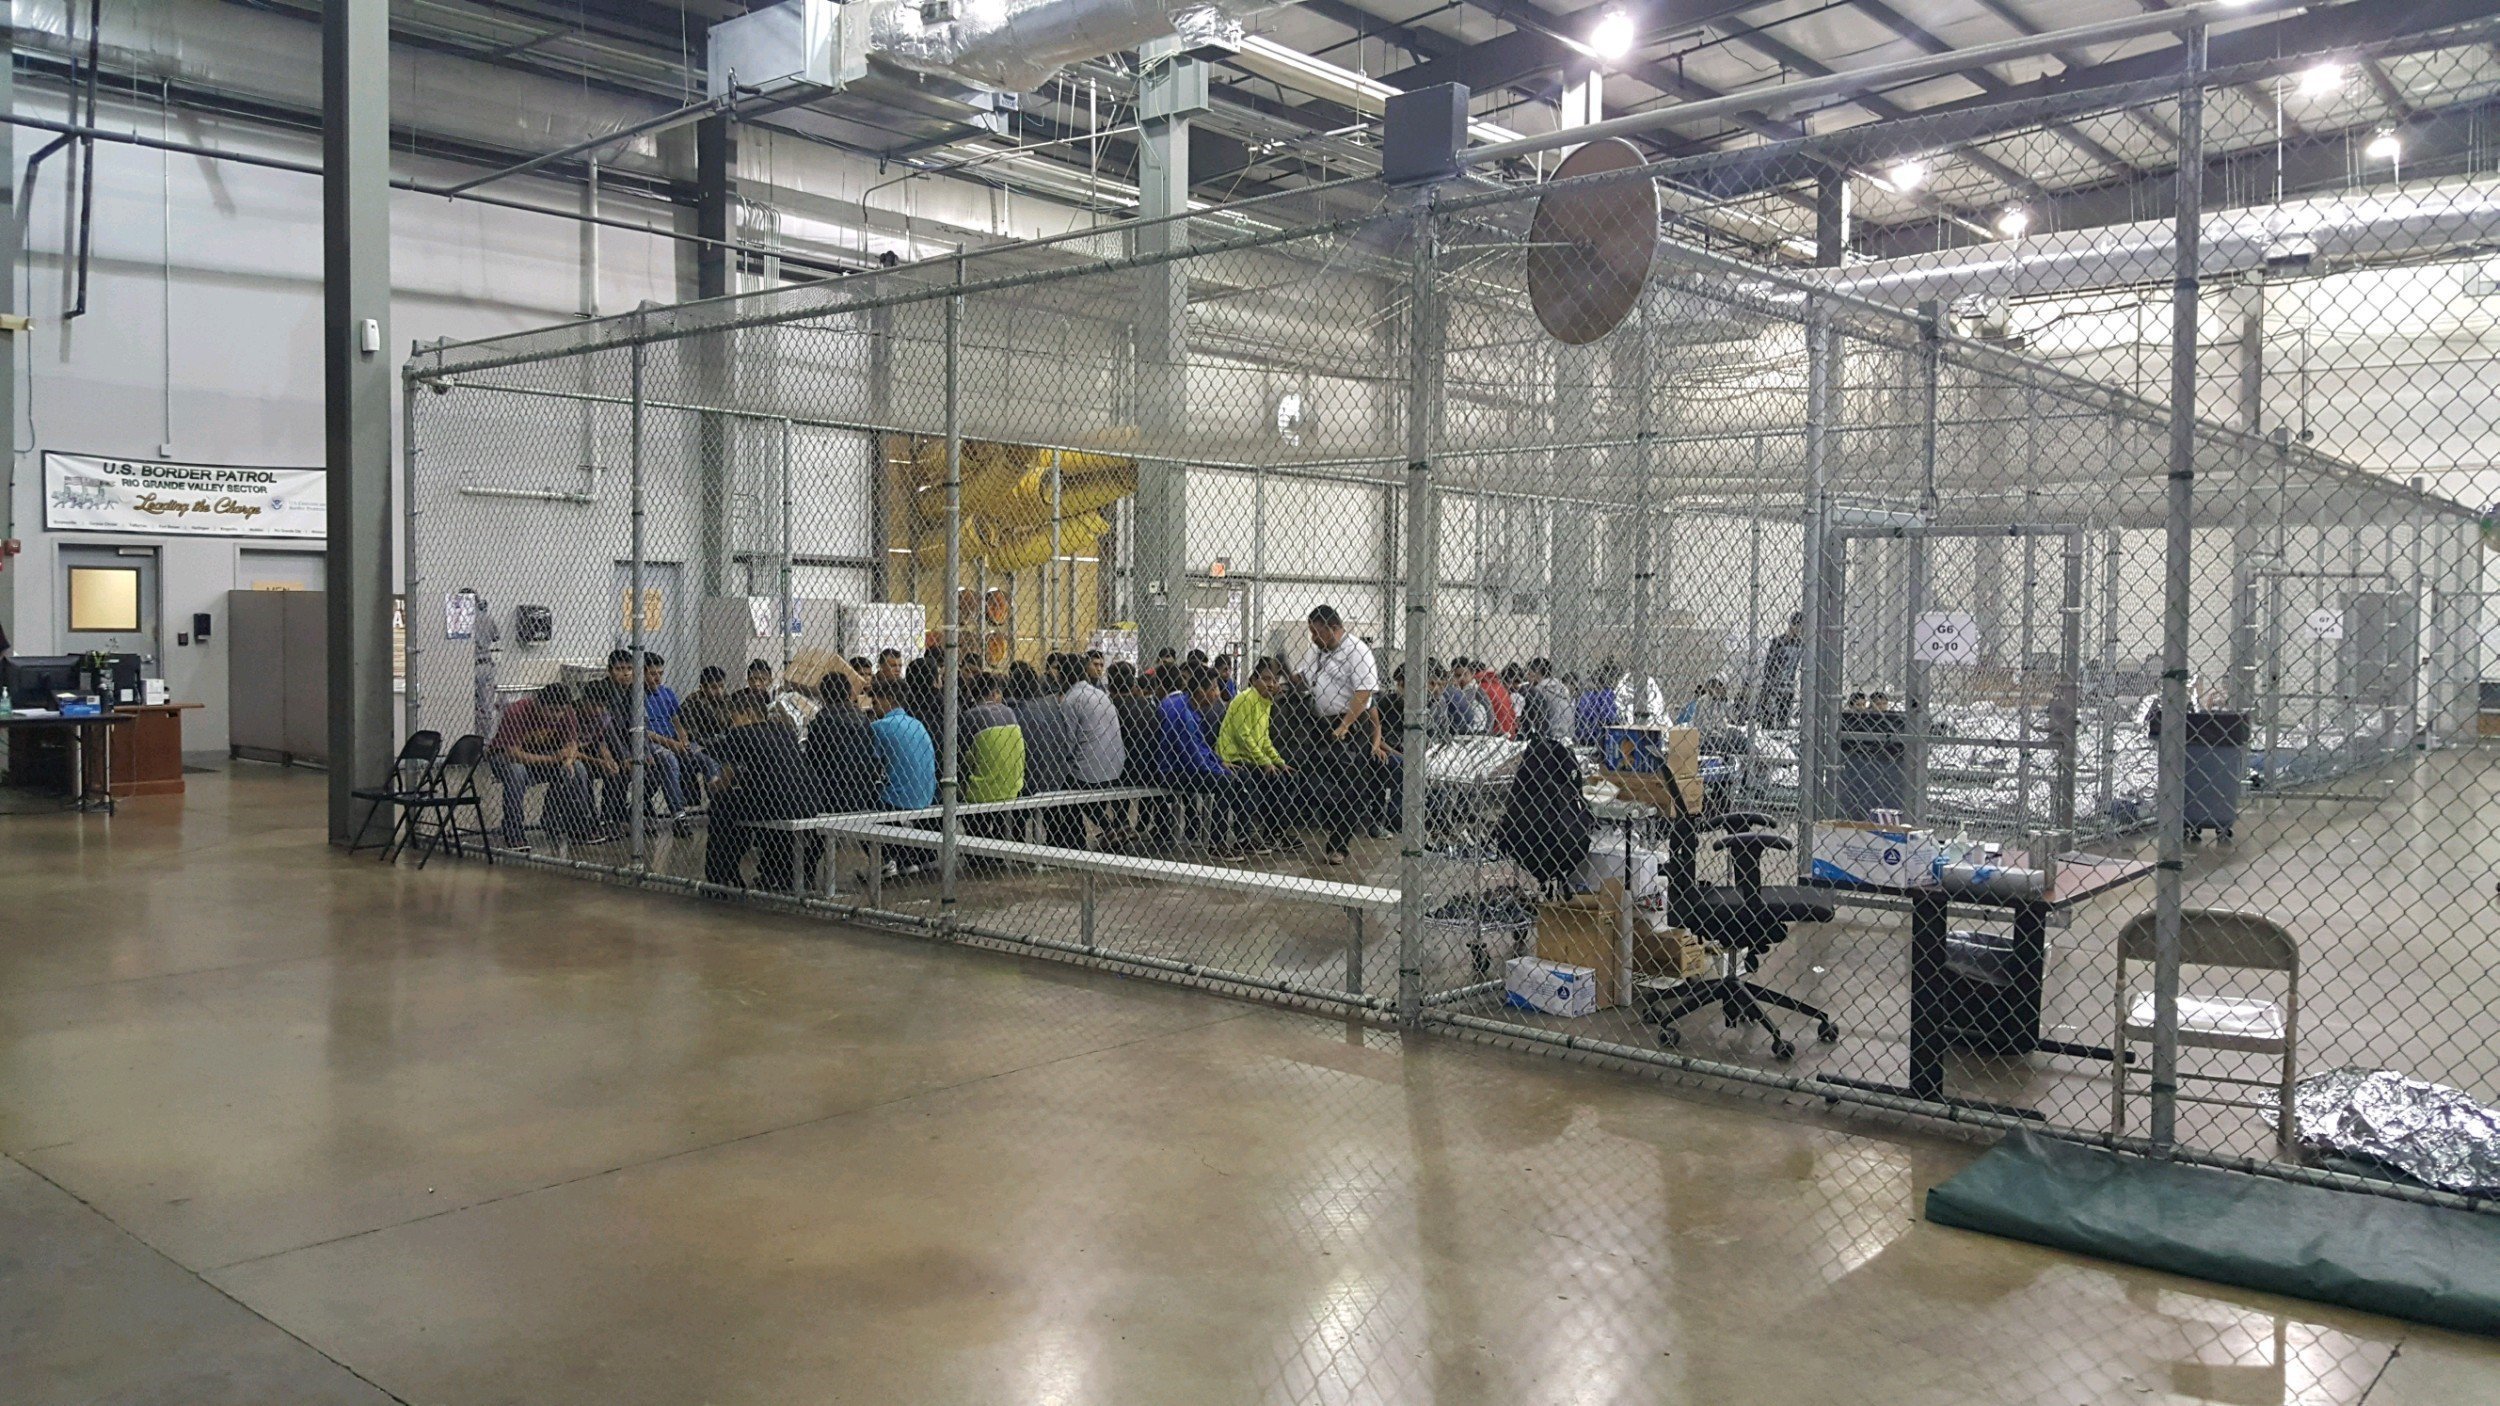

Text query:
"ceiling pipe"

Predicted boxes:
[[1459, 0, 2309, 167], [1811, 176, 2500, 305]]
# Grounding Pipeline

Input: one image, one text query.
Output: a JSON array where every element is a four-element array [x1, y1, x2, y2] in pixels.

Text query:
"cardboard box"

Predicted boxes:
[[1599, 725, 1702, 813], [1657, 926, 1716, 979], [1810, 822, 1942, 890], [1534, 882, 1680, 1009], [1504, 956, 1599, 1017]]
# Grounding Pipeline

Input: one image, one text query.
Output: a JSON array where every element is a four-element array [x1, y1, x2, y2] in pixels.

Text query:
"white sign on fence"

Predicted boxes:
[[43, 451, 325, 539], [2305, 607, 2346, 642], [1913, 610, 1981, 665]]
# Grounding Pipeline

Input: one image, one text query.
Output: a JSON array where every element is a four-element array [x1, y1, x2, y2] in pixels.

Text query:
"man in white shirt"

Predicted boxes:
[[1303, 604, 1383, 865]]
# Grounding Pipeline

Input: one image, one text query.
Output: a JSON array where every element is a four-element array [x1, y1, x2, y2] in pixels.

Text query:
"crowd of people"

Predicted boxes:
[[479, 600, 1846, 888]]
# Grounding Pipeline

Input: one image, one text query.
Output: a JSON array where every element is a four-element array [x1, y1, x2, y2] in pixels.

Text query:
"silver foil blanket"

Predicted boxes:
[[2264, 1066, 2500, 1195]]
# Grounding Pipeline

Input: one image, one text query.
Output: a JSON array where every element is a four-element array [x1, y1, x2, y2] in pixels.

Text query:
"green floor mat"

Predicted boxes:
[[1925, 1128, 2500, 1336]]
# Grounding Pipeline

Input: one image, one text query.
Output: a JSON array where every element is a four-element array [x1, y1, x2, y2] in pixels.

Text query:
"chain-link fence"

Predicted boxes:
[[405, 24, 2500, 1210]]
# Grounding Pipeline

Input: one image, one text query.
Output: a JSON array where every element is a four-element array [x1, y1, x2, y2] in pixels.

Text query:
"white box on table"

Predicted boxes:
[[1810, 823, 1941, 889]]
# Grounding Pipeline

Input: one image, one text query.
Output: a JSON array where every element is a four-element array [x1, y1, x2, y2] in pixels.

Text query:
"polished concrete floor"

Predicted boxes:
[[4, 764, 2496, 1404]]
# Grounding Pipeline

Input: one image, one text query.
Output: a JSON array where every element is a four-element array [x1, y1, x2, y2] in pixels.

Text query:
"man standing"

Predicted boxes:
[[876, 648, 905, 686], [1757, 612, 1805, 727], [1084, 649, 1107, 686], [1302, 605, 1381, 867]]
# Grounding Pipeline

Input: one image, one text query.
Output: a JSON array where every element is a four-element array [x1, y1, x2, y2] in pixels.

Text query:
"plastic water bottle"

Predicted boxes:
[[0, 686, 12, 717]]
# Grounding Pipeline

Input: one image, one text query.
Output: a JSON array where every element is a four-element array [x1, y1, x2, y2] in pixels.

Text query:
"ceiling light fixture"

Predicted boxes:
[[2366, 129, 2403, 162], [1589, 9, 1637, 61], [1996, 206, 2031, 237], [1884, 158, 1928, 191], [2296, 63, 2344, 98]]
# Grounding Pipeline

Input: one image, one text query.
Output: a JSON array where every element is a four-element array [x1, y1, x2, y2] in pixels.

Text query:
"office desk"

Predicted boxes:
[[1811, 852, 2155, 1111], [108, 703, 201, 797], [0, 712, 134, 813]]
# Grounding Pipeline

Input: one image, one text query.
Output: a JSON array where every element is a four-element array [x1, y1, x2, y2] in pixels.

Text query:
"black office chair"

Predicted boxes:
[[348, 730, 444, 857], [400, 734, 495, 868], [1641, 798, 1840, 1062]]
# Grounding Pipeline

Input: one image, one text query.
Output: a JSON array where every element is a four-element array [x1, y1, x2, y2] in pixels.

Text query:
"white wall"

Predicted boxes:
[[3, 89, 682, 757]]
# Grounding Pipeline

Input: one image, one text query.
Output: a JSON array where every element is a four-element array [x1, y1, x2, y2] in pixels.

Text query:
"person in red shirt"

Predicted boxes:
[[1458, 656, 1518, 736], [488, 682, 597, 849]]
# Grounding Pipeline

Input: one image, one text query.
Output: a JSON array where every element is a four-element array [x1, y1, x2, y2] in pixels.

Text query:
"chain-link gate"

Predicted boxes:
[[405, 22, 2500, 1216]]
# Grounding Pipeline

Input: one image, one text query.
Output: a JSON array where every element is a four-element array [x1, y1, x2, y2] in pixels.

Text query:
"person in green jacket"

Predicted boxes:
[[1217, 660, 1297, 851], [961, 673, 1026, 849]]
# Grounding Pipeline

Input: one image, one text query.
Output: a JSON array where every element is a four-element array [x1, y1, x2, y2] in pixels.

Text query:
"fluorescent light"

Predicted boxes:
[[1884, 158, 1928, 191], [1996, 206, 2031, 237], [2296, 63, 2344, 98], [2366, 130, 2403, 162], [1588, 10, 1636, 61]]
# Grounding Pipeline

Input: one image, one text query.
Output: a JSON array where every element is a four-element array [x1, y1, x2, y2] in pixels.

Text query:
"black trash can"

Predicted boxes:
[[1834, 708, 1907, 819], [1935, 928, 2044, 1056]]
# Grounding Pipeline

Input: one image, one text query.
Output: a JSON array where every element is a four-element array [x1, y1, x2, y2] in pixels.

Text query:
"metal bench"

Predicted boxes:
[[759, 785, 1170, 833], [806, 817, 1401, 995]]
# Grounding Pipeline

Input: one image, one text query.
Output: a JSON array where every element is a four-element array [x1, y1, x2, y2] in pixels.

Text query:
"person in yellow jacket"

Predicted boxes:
[[1217, 660, 1297, 851]]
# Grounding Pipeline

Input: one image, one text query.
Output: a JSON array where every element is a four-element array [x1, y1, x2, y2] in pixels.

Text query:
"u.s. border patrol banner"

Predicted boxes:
[[43, 451, 325, 539]]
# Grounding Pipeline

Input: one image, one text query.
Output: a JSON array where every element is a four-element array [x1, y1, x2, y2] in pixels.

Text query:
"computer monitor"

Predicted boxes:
[[4, 655, 79, 707]]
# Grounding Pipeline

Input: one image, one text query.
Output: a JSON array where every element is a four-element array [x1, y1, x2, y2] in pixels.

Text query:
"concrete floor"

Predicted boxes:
[[4, 765, 2496, 1404]]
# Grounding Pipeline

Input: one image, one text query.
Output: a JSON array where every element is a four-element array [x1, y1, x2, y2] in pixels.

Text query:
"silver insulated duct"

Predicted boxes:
[[712, 0, 1280, 102]]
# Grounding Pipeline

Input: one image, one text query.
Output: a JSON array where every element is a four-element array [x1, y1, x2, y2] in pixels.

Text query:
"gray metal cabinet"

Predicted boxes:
[[227, 589, 327, 766]]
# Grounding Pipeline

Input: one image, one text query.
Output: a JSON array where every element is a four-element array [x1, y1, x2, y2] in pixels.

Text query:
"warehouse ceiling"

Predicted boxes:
[[200, 0, 2500, 260]]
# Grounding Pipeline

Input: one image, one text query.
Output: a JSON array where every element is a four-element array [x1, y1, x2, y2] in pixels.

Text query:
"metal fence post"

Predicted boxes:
[[940, 262, 965, 913], [1396, 202, 1442, 1025], [628, 327, 649, 868], [1796, 299, 1833, 877], [780, 418, 795, 685], [2151, 24, 2207, 1152], [401, 377, 422, 741]]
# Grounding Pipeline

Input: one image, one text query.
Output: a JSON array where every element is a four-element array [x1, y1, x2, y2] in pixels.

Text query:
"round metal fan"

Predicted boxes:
[[1526, 138, 1659, 346]]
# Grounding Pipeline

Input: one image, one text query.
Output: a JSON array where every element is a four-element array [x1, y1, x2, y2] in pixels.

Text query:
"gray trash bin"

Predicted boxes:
[[1835, 708, 1907, 819], [2179, 710, 2250, 841]]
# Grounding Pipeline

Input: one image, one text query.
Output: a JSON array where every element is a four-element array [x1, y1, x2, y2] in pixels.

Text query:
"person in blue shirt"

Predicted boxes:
[[1158, 663, 1247, 859], [866, 677, 938, 811], [640, 653, 718, 829]]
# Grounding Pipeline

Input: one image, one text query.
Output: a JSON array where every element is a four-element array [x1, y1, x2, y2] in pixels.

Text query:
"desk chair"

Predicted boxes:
[[349, 730, 443, 857], [400, 734, 495, 868], [1641, 797, 1839, 1062], [2110, 908, 2298, 1155]]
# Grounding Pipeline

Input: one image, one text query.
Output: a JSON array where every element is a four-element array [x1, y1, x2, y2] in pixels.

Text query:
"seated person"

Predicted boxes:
[[1675, 676, 1750, 755], [703, 691, 822, 890], [1574, 666, 1622, 746], [1217, 659, 1297, 850], [572, 687, 633, 842], [1493, 737, 1594, 898], [802, 673, 884, 889], [731, 658, 781, 720], [961, 675, 1027, 836], [678, 666, 734, 747], [806, 674, 884, 815], [640, 652, 715, 829], [487, 682, 597, 851], [1158, 662, 1245, 859], [866, 677, 939, 812]]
